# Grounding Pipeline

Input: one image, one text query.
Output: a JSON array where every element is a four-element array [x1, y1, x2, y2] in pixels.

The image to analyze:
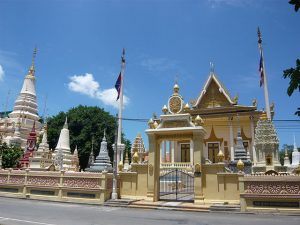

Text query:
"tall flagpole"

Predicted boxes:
[[258, 27, 271, 120], [117, 49, 125, 163]]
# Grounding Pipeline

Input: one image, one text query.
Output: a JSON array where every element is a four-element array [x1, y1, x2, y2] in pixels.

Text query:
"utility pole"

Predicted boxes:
[[111, 114, 118, 200]]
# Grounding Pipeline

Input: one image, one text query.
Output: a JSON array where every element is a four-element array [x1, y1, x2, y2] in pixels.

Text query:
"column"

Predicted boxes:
[[190, 140, 194, 165], [193, 131, 205, 204], [146, 133, 160, 202], [171, 141, 175, 165], [164, 141, 167, 162], [229, 117, 234, 161], [250, 116, 256, 164]]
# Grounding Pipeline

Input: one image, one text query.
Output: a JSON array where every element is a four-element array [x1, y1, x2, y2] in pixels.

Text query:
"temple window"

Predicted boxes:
[[180, 143, 190, 162], [208, 142, 219, 163]]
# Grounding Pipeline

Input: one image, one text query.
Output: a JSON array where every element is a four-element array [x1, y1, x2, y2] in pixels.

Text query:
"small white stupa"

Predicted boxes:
[[29, 123, 53, 170], [283, 147, 291, 167], [53, 117, 73, 170], [6, 117, 22, 147], [291, 135, 300, 167]]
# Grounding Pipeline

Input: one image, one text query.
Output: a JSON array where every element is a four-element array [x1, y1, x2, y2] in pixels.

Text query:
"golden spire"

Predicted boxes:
[[28, 47, 37, 76]]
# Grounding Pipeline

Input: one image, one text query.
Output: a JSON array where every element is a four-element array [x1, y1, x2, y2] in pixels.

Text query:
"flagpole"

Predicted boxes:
[[258, 27, 271, 120], [117, 49, 125, 163]]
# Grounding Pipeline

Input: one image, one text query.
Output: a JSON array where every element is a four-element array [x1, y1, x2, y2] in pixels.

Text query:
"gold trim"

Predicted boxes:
[[204, 126, 223, 146]]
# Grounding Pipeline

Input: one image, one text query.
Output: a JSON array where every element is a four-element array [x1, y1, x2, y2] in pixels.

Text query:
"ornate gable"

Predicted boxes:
[[193, 74, 234, 109]]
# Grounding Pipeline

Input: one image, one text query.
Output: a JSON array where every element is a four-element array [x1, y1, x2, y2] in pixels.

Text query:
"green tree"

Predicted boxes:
[[283, 59, 300, 116], [0, 142, 23, 169], [47, 105, 131, 170], [289, 0, 300, 12], [284, 1, 300, 116]]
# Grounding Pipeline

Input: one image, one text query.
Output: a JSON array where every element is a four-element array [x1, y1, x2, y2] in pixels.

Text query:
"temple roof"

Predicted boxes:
[[191, 73, 258, 115], [194, 73, 233, 107]]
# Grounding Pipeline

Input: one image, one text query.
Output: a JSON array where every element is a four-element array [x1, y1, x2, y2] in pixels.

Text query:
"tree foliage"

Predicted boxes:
[[289, 0, 300, 12], [47, 105, 131, 170], [0, 142, 23, 169], [283, 2, 300, 116]]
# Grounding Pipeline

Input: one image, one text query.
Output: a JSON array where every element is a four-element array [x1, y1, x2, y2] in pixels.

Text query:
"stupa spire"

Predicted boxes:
[[28, 47, 37, 76], [294, 134, 298, 152], [103, 129, 106, 141], [292, 134, 300, 167], [9, 48, 40, 123], [63, 117, 68, 129]]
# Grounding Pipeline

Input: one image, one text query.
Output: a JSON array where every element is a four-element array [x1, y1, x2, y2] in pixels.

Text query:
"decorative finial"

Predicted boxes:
[[237, 159, 244, 172], [210, 62, 215, 74], [183, 103, 190, 112], [29, 47, 37, 76], [162, 105, 168, 114], [217, 149, 225, 163], [63, 117, 68, 129], [148, 118, 154, 129], [32, 47, 37, 66], [121, 48, 125, 64], [173, 80, 179, 93], [257, 27, 262, 44], [103, 129, 106, 141]]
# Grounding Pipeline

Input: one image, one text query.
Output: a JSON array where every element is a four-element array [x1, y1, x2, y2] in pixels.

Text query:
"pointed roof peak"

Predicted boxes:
[[194, 71, 233, 107]]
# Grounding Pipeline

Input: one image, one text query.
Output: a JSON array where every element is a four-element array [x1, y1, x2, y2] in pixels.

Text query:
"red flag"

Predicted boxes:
[[115, 72, 122, 100], [259, 51, 264, 87]]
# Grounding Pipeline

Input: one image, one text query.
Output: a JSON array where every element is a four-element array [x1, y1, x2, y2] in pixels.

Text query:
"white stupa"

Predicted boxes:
[[291, 135, 300, 167], [29, 123, 53, 170], [283, 147, 291, 167], [53, 117, 73, 170], [0, 49, 41, 148]]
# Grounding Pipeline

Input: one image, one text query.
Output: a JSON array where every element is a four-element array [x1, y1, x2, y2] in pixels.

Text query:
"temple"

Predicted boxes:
[[158, 71, 266, 170]]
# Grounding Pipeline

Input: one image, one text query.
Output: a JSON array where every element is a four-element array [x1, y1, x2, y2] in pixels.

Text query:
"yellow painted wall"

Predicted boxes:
[[202, 164, 241, 203]]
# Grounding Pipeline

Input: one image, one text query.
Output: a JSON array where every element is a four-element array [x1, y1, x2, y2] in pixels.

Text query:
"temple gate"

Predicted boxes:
[[146, 83, 206, 203]]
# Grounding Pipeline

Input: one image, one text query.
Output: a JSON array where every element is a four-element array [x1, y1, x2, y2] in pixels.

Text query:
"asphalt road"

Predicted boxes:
[[0, 197, 299, 225]]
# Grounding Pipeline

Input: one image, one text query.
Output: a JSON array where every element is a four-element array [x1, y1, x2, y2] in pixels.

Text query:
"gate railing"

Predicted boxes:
[[159, 168, 194, 201]]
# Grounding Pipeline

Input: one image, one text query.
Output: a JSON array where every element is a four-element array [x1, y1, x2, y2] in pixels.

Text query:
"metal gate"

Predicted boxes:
[[159, 168, 194, 201]]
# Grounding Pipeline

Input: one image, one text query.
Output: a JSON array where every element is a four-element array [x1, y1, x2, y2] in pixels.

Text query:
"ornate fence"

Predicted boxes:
[[240, 174, 300, 212], [0, 169, 113, 204]]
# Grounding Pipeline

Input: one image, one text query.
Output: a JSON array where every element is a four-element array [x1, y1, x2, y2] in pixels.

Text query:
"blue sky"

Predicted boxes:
[[0, 0, 299, 148]]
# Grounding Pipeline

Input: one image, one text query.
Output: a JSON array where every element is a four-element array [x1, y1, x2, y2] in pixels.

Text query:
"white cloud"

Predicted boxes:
[[0, 65, 4, 81], [68, 73, 129, 109], [97, 88, 130, 109], [68, 73, 99, 98]]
